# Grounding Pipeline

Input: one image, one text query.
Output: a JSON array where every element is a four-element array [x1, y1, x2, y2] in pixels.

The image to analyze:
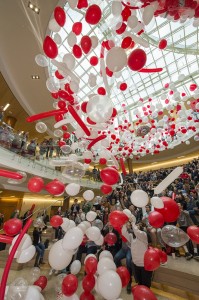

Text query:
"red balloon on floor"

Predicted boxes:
[[132, 285, 157, 300], [85, 257, 98, 275], [34, 276, 47, 290], [3, 219, 22, 236], [80, 291, 95, 300], [82, 274, 95, 292], [62, 274, 78, 297], [116, 266, 130, 287]]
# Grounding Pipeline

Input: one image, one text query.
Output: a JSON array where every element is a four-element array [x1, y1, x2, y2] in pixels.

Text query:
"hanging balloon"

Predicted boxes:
[[87, 95, 113, 123], [54, 6, 66, 27], [83, 190, 94, 201], [72, 22, 82, 35], [81, 36, 92, 54], [73, 45, 82, 58], [35, 54, 48, 67], [106, 47, 127, 72], [85, 5, 102, 25], [43, 36, 58, 59], [128, 49, 147, 71], [159, 39, 167, 50], [3, 219, 23, 236], [45, 179, 65, 196], [65, 183, 80, 196], [28, 177, 44, 193]]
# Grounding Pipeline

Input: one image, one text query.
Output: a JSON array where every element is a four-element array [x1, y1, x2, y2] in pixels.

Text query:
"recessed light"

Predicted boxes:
[[3, 103, 10, 111], [31, 75, 40, 79], [28, 2, 40, 14], [177, 156, 185, 159], [34, 7, 40, 13], [151, 162, 157, 165]]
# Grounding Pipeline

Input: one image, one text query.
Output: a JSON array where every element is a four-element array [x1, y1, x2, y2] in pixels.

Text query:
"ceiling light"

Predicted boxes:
[[3, 103, 10, 111], [28, 2, 40, 14], [151, 162, 157, 164], [31, 75, 40, 79], [10, 196, 15, 198], [177, 156, 185, 159]]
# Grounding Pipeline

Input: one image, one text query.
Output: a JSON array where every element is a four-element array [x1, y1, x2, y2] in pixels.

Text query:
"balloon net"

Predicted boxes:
[[56, 291, 63, 300]]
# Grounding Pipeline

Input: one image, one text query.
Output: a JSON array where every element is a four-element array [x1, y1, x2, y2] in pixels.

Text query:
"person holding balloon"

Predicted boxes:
[[122, 221, 153, 288]]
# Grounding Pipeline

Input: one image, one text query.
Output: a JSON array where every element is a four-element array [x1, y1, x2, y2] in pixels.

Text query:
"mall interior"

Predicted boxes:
[[0, 0, 199, 299]]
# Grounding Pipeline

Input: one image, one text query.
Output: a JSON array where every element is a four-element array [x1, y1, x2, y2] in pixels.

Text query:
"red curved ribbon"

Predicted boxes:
[[26, 109, 68, 122], [0, 235, 13, 244], [0, 169, 23, 180], [119, 157, 127, 176], [139, 68, 163, 73], [0, 218, 33, 299], [68, 105, 91, 136], [121, 1, 149, 9], [87, 135, 107, 150]]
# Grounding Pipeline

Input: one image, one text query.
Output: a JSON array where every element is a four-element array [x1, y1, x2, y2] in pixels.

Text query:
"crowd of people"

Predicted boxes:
[[37, 157, 198, 293]]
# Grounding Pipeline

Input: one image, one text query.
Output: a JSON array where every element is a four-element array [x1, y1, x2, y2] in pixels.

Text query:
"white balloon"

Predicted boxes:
[[54, 33, 62, 44], [127, 15, 138, 29], [16, 245, 36, 263], [70, 81, 79, 93], [142, 5, 155, 25], [151, 197, 164, 209], [86, 211, 97, 222], [67, 32, 77, 47], [97, 270, 122, 300], [68, 0, 78, 9], [49, 240, 73, 270], [86, 226, 101, 242], [106, 47, 127, 72], [9, 234, 32, 258], [61, 218, 70, 232], [65, 183, 80, 196], [83, 151, 93, 159], [68, 220, 76, 230], [83, 190, 94, 201], [77, 223, 87, 234], [63, 53, 76, 70], [35, 122, 47, 133], [82, 221, 92, 229], [123, 209, 131, 218], [24, 286, 41, 300], [49, 18, 61, 32], [54, 129, 63, 137], [91, 36, 98, 49], [97, 257, 116, 275], [62, 227, 83, 250], [70, 260, 81, 275], [87, 95, 113, 123], [62, 293, 79, 300], [35, 54, 48, 67], [71, 142, 79, 151], [46, 77, 60, 93], [99, 250, 113, 261], [130, 190, 149, 208], [112, 1, 122, 16], [95, 234, 104, 246]]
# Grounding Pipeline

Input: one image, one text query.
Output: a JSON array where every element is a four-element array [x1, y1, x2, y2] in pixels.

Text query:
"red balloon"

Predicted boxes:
[[106, 67, 113, 77], [148, 211, 164, 228], [90, 56, 98, 66], [51, 92, 59, 99], [65, 83, 74, 94], [155, 197, 180, 223], [109, 211, 128, 229], [121, 36, 132, 49], [132, 285, 157, 300], [85, 5, 102, 25], [59, 90, 74, 102], [121, 7, 131, 21], [55, 70, 64, 80], [111, 108, 117, 118], [54, 6, 66, 27], [82, 274, 95, 292], [3, 219, 22, 236], [81, 36, 92, 54], [62, 274, 78, 297], [50, 215, 63, 228], [128, 49, 147, 71], [72, 22, 83, 35], [87, 117, 96, 125], [26, 109, 67, 122], [34, 276, 47, 290], [68, 105, 91, 136], [63, 132, 71, 139], [0, 169, 23, 180], [104, 232, 117, 246], [190, 83, 197, 91], [62, 125, 68, 131], [43, 36, 58, 59], [116, 22, 127, 34], [59, 141, 66, 147], [73, 45, 82, 59], [45, 179, 65, 196], [28, 177, 44, 193], [100, 167, 119, 185], [0, 234, 13, 244], [116, 266, 130, 287], [187, 226, 199, 244], [159, 250, 167, 264], [100, 184, 112, 195], [159, 39, 167, 50], [77, 0, 88, 9], [120, 83, 127, 91], [144, 248, 160, 271], [58, 100, 66, 109], [55, 114, 64, 122], [84, 158, 91, 164], [81, 102, 88, 113], [97, 87, 106, 95], [80, 292, 95, 300], [99, 158, 107, 165], [85, 257, 98, 275]]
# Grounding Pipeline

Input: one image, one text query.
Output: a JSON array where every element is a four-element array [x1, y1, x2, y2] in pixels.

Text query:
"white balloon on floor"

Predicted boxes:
[[97, 257, 116, 275], [70, 260, 81, 275], [49, 240, 73, 270], [97, 270, 122, 300]]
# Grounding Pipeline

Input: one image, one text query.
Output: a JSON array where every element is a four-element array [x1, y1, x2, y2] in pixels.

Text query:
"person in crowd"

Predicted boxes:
[[82, 199, 92, 214], [21, 132, 29, 150], [33, 226, 46, 267], [122, 222, 153, 288], [10, 209, 19, 219], [71, 199, 80, 216], [0, 106, 4, 122], [92, 166, 98, 181], [0, 213, 4, 227], [142, 205, 157, 247], [114, 222, 133, 294], [177, 203, 199, 260]]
